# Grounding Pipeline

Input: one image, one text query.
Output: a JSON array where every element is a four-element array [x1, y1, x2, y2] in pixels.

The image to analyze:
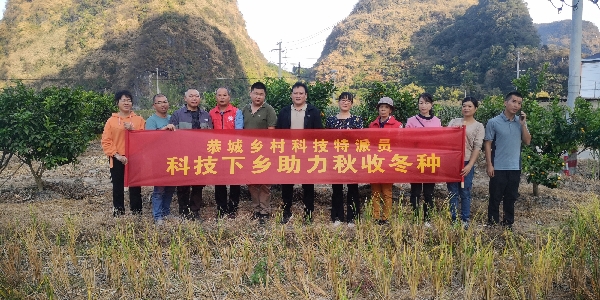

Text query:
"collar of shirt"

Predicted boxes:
[[291, 103, 307, 111], [501, 112, 517, 122]]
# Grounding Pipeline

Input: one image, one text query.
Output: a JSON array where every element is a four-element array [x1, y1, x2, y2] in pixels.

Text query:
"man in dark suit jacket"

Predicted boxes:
[[276, 82, 323, 224]]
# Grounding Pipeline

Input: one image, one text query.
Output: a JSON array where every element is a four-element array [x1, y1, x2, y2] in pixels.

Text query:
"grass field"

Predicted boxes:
[[0, 141, 599, 299]]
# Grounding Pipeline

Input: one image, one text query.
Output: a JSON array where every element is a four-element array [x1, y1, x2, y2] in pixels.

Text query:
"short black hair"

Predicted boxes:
[[251, 82, 267, 96], [152, 93, 167, 103], [462, 96, 479, 108], [338, 92, 354, 102], [505, 91, 523, 101], [114, 90, 133, 105], [291, 81, 308, 96]]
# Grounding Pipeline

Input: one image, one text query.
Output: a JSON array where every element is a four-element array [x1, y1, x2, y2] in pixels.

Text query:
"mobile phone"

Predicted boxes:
[[519, 111, 525, 121]]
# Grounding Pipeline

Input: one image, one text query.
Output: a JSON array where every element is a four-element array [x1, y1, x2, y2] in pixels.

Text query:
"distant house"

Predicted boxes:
[[581, 53, 600, 99]]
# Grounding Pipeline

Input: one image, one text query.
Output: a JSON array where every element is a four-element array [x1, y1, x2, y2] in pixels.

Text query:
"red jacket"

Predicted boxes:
[[368, 116, 403, 128], [209, 104, 239, 129]]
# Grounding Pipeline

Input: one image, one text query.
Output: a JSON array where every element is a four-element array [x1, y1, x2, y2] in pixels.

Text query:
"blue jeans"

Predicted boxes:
[[151, 186, 175, 220], [446, 161, 474, 222]]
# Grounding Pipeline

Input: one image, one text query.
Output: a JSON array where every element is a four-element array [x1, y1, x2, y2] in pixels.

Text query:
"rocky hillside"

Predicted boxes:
[[314, 0, 590, 96], [536, 20, 600, 56], [314, 0, 479, 88], [0, 0, 277, 104]]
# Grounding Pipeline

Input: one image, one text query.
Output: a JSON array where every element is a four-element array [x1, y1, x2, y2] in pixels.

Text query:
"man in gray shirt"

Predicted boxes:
[[484, 91, 532, 229]]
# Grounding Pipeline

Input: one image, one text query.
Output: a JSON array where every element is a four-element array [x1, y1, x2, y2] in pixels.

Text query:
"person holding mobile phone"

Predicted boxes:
[[483, 91, 532, 230]]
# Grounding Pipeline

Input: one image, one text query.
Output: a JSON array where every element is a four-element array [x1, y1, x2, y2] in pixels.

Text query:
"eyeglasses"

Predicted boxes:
[[154, 101, 168, 105], [339, 99, 353, 103]]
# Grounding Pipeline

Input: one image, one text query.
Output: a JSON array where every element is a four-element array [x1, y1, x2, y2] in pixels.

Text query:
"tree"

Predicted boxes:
[[263, 77, 335, 115], [0, 83, 100, 191], [513, 67, 586, 195]]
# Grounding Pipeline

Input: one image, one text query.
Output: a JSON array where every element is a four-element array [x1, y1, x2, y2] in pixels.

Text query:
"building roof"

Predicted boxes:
[[583, 52, 600, 62]]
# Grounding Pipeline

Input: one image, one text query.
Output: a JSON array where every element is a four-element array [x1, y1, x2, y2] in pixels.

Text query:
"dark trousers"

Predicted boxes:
[[282, 184, 314, 216], [215, 185, 241, 215], [331, 184, 360, 222], [410, 183, 435, 220], [488, 170, 520, 225], [177, 185, 204, 214], [109, 159, 142, 214]]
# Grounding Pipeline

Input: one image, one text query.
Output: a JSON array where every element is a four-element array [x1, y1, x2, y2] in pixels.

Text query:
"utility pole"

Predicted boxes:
[[156, 68, 159, 94], [516, 51, 522, 78], [566, 0, 583, 175], [271, 41, 284, 78]]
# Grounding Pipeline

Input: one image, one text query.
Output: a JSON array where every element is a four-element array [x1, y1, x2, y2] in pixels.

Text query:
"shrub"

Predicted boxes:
[[0, 82, 98, 190]]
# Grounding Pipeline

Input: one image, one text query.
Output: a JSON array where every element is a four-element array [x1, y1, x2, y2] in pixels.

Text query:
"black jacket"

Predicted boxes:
[[276, 103, 323, 129]]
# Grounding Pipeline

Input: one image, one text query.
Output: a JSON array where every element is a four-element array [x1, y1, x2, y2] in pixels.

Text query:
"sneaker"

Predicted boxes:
[[216, 210, 228, 219], [424, 222, 432, 228], [378, 220, 390, 226], [190, 211, 201, 222], [333, 220, 342, 227], [462, 221, 469, 230], [251, 212, 261, 220], [113, 209, 125, 217], [347, 221, 356, 228], [155, 219, 165, 226], [227, 211, 237, 219], [258, 213, 269, 225], [281, 211, 293, 224]]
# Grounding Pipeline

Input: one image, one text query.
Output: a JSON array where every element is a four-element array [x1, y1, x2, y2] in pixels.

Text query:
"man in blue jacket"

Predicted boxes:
[[169, 89, 213, 221]]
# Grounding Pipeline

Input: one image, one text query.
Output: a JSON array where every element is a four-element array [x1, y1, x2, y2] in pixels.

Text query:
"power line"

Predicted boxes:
[[284, 22, 340, 45], [285, 39, 328, 51]]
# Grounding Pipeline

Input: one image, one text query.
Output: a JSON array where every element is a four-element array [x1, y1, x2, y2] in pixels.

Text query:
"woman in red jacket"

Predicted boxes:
[[368, 97, 402, 224]]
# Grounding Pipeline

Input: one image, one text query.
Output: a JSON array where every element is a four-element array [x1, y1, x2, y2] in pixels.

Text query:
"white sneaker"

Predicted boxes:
[[347, 222, 356, 228], [155, 219, 165, 226], [424, 222, 432, 228], [333, 220, 342, 227]]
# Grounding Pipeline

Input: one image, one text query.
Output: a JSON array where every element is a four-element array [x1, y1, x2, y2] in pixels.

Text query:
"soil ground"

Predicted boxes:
[[1, 140, 599, 233]]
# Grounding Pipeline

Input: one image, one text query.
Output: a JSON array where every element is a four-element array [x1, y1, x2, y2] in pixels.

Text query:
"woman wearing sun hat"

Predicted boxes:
[[368, 97, 402, 225]]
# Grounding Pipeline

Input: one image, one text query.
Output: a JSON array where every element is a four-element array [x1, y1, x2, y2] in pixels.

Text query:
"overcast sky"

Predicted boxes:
[[1, 0, 599, 70]]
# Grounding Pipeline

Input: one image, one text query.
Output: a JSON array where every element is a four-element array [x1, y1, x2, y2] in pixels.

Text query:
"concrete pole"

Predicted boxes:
[[156, 68, 159, 94], [566, 0, 583, 175], [516, 51, 521, 79], [275, 41, 282, 78]]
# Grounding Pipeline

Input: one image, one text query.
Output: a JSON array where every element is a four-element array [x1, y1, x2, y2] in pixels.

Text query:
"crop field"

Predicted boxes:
[[1, 141, 599, 299]]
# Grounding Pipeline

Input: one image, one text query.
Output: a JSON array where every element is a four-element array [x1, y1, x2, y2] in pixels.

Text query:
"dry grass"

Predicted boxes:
[[1, 143, 599, 299]]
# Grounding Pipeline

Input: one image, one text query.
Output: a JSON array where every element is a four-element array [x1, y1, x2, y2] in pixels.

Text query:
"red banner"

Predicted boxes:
[[125, 128, 465, 186]]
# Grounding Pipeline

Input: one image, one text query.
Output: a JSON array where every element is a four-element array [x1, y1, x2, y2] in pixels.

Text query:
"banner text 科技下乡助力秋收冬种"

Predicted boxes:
[[125, 128, 465, 186]]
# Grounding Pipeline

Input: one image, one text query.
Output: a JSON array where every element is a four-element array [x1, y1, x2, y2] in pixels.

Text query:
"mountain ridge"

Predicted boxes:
[[0, 0, 277, 103]]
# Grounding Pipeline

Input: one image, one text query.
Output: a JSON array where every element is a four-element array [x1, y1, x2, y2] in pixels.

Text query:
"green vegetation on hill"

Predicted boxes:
[[536, 20, 600, 56], [0, 0, 278, 106], [314, 0, 599, 98], [315, 0, 478, 90]]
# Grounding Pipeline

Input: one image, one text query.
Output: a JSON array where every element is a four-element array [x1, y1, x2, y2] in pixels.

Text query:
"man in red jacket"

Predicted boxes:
[[209, 87, 244, 219]]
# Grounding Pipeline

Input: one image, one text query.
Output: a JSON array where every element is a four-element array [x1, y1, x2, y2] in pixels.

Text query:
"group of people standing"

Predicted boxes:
[[101, 82, 531, 230]]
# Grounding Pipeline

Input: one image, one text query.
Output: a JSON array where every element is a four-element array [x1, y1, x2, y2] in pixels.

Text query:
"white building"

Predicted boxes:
[[581, 53, 600, 99]]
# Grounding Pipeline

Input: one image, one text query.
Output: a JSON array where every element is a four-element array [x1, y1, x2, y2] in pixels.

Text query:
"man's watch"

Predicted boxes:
[[113, 153, 119, 158]]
